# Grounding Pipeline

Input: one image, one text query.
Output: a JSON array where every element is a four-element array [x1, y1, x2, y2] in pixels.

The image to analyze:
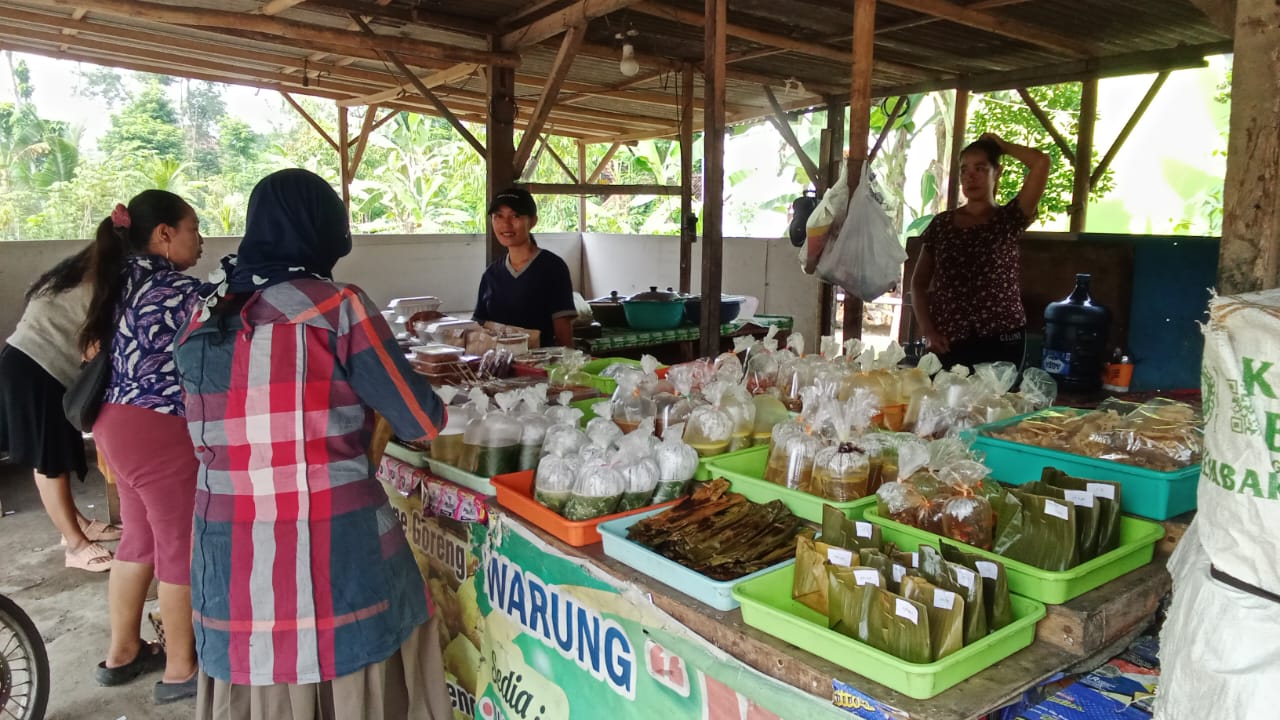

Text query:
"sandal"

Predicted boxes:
[[65, 542, 113, 573], [154, 673, 199, 704], [61, 519, 123, 545], [95, 641, 167, 686]]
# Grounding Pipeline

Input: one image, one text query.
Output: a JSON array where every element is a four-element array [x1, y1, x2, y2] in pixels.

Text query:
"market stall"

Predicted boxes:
[[374, 341, 1194, 720]]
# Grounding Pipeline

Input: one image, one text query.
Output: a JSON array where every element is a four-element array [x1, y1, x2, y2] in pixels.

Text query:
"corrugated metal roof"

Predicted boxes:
[[0, 0, 1231, 141]]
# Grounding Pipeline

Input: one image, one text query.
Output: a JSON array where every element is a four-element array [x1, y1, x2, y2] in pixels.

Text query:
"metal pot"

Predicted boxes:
[[621, 286, 686, 330], [683, 294, 745, 326], [588, 291, 629, 327]]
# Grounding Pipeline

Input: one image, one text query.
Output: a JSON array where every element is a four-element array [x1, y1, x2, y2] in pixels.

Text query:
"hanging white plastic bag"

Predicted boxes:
[[814, 166, 906, 302], [799, 162, 851, 273]]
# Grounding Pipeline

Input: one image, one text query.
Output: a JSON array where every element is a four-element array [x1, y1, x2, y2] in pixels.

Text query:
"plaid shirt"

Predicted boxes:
[[175, 279, 445, 685]]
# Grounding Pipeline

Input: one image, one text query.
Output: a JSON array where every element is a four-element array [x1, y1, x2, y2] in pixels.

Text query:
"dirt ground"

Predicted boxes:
[[0, 462, 188, 720]]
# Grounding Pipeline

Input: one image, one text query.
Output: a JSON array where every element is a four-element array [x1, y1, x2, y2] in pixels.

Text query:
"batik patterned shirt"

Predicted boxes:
[[920, 201, 1032, 343], [103, 255, 201, 415], [175, 278, 446, 685]]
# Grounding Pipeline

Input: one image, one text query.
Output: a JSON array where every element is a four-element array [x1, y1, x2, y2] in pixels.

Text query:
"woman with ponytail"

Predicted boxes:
[[82, 190, 205, 705], [0, 245, 120, 572]]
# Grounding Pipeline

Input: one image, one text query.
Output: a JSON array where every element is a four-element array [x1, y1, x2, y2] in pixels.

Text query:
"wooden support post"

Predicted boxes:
[[349, 103, 381, 178], [1070, 77, 1098, 233], [538, 135, 580, 183], [1016, 87, 1075, 164], [946, 86, 969, 210], [680, 64, 696, 295], [765, 85, 821, 186], [587, 143, 622, 184], [700, 0, 727, 359], [1218, 0, 1280, 293], [1091, 71, 1169, 188], [351, 15, 488, 160], [578, 140, 588, 232], [281, 92, 339, 153], [338, 105, 350, 210], [487, 58, 517, 264], [842, 0, 877, 343], [514, 24, 587, 177]]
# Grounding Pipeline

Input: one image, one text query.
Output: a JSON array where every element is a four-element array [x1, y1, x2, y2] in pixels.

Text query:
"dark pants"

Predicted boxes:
[[939, 329, 1026, 370]]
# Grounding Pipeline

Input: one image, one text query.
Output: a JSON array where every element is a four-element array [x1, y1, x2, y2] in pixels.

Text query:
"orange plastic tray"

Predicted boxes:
[[491, 470, 683, 546]]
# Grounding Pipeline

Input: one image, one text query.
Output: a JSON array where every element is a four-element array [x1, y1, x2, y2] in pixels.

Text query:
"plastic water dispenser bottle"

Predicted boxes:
[[1041, 273, 1111, 392]]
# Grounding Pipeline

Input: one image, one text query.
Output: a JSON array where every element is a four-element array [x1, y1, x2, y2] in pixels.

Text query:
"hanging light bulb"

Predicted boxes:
[[619, 41, 640, 77]]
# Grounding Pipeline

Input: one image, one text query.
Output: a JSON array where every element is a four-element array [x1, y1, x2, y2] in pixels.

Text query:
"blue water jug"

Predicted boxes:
[[1042, 274, 1111, 392]]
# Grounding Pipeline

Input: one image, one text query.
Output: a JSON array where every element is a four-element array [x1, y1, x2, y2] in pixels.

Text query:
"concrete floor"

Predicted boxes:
[[0, 463, 188, 720]]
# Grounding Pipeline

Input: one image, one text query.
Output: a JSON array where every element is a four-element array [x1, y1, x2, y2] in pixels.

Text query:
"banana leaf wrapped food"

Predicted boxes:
[[996, 491, 1078, 571], [899, 575, 965, 661], [919, 545, 987, 645], [1023, 479, 1101, 562], [1040, 468, 1122, 555], [822, 503, 882, 551], [940, 542, 1014, 631], [627, 478, 813, 581]]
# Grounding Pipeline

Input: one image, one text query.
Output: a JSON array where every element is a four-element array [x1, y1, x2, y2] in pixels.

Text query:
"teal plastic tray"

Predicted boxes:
[[424, 458, 496, 495], [598, 507, 794, 611], [704, 446, 875, 523], [970, 408, 1199, 520], [863, 507, 1165, 605], [732, 564, 1045, 699]]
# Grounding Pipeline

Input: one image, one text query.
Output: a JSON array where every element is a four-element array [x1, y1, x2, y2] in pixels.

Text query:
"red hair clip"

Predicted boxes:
[[110, 203, 131, 230]]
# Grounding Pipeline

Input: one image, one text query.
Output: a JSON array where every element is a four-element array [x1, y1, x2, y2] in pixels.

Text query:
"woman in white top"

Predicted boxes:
[[0, 247, 120, 572]]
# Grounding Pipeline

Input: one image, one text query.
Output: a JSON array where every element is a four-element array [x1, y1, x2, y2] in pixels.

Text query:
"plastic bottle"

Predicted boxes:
[[1042, 273, 1111, 392]]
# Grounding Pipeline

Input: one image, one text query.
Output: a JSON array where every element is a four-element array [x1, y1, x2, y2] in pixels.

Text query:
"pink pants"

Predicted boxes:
[[94, 403, 198, 585]]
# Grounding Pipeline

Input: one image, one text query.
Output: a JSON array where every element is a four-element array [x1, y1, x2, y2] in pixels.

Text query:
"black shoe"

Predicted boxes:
[[94, 642, 166, 686], [154, 674, 198, 704]]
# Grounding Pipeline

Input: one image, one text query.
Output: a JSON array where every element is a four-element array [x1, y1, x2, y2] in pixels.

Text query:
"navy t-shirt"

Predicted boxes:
[[473, 248, 577, 346]]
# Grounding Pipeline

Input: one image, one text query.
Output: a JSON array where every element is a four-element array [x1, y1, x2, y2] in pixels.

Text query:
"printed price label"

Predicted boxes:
[[1087, 482, 1117, 500], [911, 552, 919, 568], [976, 560, 1000, 580], [827, 548, 854, 567], [853, 568, 882, 587], [1063, 489, 1096, 507], [892, 564, 907, 584], [1045, 499, 1071, 520], [954, 566, 977, 590], [933, 589, 957, 611], [856, 521, 873, 539], [895, 598, 920, 625]]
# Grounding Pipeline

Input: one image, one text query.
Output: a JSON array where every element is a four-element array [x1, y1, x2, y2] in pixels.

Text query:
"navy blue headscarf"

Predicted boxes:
[[228, 168, 352, 293], [193, 169, 352, 322]]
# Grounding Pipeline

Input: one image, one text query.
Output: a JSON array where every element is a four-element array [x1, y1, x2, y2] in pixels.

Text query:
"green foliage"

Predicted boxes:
[[968, 83, 1114, 221], [100, 82, 185, 160], [75, 66, 130, 109]]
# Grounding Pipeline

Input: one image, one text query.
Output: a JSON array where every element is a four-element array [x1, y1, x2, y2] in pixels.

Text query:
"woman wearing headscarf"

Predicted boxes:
[[175, 169, 450, 719]]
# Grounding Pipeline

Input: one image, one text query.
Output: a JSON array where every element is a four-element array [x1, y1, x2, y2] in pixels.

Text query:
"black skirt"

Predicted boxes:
[[0, 345, 88, 480]]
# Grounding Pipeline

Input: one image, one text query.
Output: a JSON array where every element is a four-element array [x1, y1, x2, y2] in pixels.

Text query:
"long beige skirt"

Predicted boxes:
[[194, 616, 453, 720]]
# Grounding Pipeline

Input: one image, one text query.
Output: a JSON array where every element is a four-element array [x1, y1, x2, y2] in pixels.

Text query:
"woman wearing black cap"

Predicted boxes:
[[473, 186, 577, 347]]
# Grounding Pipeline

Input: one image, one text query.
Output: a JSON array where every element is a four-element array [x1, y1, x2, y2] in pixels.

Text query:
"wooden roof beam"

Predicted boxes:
[[337, 63, 478, 107], [631, 1, 930, 77], [48, 0, 520, 67], [515, 24, 586, 176], [304, 0, 490, 37], [878, 0, 1095, 57], [875, 0, 1028, 33], [500, 0, 641, 50], [1090, 71, 1169, 188], [763, 85, 820, 185]]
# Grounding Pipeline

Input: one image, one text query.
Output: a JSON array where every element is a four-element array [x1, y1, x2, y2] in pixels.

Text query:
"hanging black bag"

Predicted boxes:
[[62, 351, 110, 433], [789, 190, 818, 247]]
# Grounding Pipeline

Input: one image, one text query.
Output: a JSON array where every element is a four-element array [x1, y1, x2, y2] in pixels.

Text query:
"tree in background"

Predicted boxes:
[[968, 83, 1114, 222], [74, 66, 130, 109], [99, 81, 185, 160]]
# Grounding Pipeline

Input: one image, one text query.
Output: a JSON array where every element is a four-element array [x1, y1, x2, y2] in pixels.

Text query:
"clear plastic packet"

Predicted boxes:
[[542, 425, 589, 459], [586, 416, 625, 450], [534, 456, 578, 512], [617, 456, 661, 511], [682, 399, 735, 458], [765, 422, 823, 492], [544, 390, 585, 428], [548, 349, 593, 388], [876, 481, 928, 527], [751, 394, 792, 447], [563, 463, 625, 520], [653, 431, 699, 503]]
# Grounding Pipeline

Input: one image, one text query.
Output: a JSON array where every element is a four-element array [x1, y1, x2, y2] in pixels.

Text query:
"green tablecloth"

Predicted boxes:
[[582, 314, 793, 352]]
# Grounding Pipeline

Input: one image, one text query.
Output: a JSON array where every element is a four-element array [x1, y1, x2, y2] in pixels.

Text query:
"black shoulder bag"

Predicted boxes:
[[62, 350, 111, 433]]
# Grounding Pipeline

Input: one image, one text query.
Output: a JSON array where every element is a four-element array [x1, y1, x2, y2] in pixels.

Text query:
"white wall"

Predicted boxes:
[[580, 234, 822, 342], [0, 233, 815, 345]]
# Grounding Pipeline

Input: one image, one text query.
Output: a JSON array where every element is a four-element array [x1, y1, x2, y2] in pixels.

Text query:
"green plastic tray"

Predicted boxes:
[[384, 441, 429, 468], [970, 408, 1199, 520], [424, 458, 496, 496], [732, 564, 1045, 700], [704, 446, 875, 523], [863, 507, 1165, 604]]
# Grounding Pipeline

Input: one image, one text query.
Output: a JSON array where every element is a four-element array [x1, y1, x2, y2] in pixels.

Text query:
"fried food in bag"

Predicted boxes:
[[899, 575, 965, 661]]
